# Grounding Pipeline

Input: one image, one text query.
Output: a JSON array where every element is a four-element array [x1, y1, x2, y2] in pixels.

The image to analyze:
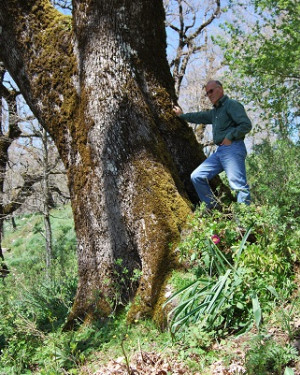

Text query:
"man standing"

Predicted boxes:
[[173, 80, 252, 209]]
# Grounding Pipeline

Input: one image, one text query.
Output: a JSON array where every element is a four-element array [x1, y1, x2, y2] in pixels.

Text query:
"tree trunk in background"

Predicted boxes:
[[42, 128, 53, 275], [11, 216, 17, 231], [0, 0, 229, 325], [0, 62, 21, 275]]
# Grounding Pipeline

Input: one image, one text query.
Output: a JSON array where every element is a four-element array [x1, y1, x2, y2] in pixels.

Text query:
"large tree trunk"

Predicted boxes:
[[0, 0, 227, 325]]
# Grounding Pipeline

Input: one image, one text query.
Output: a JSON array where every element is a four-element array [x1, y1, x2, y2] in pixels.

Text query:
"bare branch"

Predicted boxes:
[[3, 174, 42, 216], [186, 0, 221, 44], [166, 0, 222, 95], [50, 0, 72, 11]]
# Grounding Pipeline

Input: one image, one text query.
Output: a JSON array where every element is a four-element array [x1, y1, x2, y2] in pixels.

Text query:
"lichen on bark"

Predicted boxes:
[[0, 0, 231, 327]]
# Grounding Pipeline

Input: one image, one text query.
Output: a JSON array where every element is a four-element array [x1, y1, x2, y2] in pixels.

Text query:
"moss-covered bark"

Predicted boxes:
[[0, 0, 230, 326]]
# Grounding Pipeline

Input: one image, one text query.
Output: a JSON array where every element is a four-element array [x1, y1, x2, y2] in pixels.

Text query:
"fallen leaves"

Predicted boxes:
[[93, 350, 196, 375]]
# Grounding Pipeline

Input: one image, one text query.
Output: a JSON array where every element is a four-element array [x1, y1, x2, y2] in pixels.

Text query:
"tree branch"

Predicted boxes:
[[3, 174, 42, 216]]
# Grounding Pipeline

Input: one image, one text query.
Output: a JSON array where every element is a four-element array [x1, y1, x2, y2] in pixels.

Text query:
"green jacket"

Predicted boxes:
[[179, 95, 252, 145]]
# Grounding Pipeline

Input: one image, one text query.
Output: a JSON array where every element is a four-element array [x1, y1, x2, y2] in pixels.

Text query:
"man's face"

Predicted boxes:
[[205, 82, 224, 105]]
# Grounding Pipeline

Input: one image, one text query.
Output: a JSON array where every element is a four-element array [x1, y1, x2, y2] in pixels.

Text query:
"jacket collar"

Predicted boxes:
[[214, 95, 228, 108]]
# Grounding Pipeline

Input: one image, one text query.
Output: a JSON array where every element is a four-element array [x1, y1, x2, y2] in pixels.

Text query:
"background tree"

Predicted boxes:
[[1, 68, 68, 222], [0, 62, 22, 275], [51, 0, 71, 11], [0, 0, 230, 325], [165, 0, 221, 96], [8, 111, 70, 214], [216, 0, 300, 139], [41, 127, 54, 275], [175, 47, 224, 153]]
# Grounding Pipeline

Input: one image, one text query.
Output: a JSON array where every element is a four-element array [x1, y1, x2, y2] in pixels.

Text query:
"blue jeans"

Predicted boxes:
[[191, 140, 251, 208]]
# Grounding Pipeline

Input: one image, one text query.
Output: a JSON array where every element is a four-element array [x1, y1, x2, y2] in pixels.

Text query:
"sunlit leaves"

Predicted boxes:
[[216, 0, 300, 137]]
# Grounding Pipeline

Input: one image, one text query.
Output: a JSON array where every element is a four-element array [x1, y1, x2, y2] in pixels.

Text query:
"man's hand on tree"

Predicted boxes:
[[173, 106, 183, 116]]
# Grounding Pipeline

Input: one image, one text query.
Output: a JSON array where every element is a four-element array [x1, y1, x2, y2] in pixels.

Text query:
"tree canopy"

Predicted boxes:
[[216, 0, 300, 137]]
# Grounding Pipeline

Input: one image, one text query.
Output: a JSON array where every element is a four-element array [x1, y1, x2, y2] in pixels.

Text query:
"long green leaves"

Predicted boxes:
[[251, 292, 262, 330], [284, 368, 295, 375], [165, 225, 257, 335]]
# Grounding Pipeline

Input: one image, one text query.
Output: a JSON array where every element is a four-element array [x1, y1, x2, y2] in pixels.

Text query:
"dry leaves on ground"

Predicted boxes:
[[92, 351, 200, 375], [210, 360, 246, 375]]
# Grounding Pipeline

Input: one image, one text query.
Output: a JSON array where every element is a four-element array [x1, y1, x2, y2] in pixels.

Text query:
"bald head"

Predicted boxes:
[[205, 80, 224, 105], [205, 80, 223, 89]]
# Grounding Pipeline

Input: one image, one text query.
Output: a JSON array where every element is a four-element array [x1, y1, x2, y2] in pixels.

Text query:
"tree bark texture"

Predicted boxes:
[[0, 0, 226, 325]]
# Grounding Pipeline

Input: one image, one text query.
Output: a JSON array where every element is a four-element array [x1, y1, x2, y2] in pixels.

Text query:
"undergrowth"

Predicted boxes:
[[166, 203, 298, 337], [0, 140, 299, 374]]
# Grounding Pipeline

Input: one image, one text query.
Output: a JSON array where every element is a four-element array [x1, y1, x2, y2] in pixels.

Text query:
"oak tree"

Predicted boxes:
[[0, 0, 227, 325]]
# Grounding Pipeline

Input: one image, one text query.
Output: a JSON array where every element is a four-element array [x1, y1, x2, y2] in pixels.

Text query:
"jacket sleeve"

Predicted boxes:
[[179, 110, 213, 124], [225, 100, 252, 141]]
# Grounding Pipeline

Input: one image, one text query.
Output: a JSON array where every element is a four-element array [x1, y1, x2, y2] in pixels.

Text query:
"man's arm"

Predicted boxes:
[[173, 106, 213, 124], [225, 100, 252, 141]]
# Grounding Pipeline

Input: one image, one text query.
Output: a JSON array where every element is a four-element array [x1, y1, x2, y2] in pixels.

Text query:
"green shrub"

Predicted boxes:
[[165, 202, 298, 338], [166, 225, 262, 337], [0, 205, 78, 373], [247, 139, 300, 218], [245, 334, 298, 375]]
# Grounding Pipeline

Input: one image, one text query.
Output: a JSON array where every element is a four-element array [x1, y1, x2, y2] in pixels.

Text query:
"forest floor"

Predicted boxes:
[[1, 204, 299, 375], [80, 323, 300, 375]]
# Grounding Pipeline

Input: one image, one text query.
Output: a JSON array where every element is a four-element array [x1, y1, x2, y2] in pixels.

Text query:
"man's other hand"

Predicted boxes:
[[220, 138, 232, 146]]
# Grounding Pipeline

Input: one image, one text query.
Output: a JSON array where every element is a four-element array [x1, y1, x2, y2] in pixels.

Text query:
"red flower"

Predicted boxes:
[[211, 235, 221, 244]]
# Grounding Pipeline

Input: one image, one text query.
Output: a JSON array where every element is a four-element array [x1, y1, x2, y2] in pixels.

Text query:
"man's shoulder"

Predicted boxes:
[[224, 96, 241, 104], [219, 95, 241, 107], [225, 96, 242, 105], [224, 97, 245, 111]]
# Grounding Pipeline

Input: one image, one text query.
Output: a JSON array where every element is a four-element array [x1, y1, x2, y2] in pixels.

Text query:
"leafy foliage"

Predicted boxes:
[[0, 205, 78, 373], [165, 200, 298, 338], [216, 0, 300, 137], [247, 139, 300, 218], [245, 334, 298, 375], [165, 225, 261, 336]]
